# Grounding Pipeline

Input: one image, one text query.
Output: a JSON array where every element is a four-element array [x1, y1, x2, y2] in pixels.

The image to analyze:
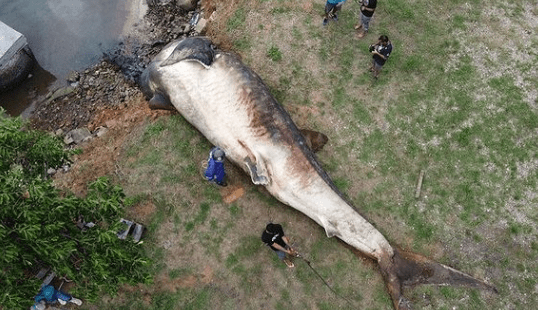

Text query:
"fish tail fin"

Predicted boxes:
[[377, 248, 497, 310]]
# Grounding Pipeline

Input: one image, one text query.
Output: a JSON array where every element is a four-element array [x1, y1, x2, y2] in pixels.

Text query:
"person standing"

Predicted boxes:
[[369, 35, 393, 79], [204, 147, 227, 187], [355, 0, 377, 38], [323, 0, 347, 26], [261, 223, 297, 268]]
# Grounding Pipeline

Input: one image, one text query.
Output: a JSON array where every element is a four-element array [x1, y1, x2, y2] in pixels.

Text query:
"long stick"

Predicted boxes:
[[295, 253, 356, 307], [415, 170, 425, 199]]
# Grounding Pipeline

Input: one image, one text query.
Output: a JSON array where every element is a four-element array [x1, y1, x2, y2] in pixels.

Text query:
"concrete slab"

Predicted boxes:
[[0, 20, 28, 67]]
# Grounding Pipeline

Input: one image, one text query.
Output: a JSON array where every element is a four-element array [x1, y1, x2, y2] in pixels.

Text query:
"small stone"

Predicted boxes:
[[66, 70, 80, 82], [65, 128, 92, 144], [95, 126, 109, 137], [195, 18, 208, 34]]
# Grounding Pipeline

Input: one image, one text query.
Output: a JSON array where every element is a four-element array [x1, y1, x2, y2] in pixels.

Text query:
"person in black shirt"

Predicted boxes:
[[369, 35, 393, 79], [261, 223, 297, 268], [355, 0, 377, 38]]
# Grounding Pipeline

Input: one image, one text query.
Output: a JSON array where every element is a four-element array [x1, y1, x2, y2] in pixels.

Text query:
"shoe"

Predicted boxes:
[[354, 24, 363, 30], [322, 18, 328, 26], [332, 13, 338, 21], [70, 297, 83, 306], [284, 259, 294, 268], [357, 30, 366, 38]]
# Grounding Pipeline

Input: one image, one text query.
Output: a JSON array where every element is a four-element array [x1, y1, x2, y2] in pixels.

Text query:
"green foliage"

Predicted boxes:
[[267, 46, 283, 62], [0, 113, 151, 308], [227, 8, 246, 31], [233, 37, 252, 51], [0, 111, 69, 178], [267, 46, 282, 61]]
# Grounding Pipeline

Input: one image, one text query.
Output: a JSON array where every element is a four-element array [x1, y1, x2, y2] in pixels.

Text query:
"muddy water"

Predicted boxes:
[[0, 0, 147, 116]]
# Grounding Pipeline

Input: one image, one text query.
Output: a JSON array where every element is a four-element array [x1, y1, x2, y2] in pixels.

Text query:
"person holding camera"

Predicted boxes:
[[355, 0, 377, 38], [369, 35, 392, 79]]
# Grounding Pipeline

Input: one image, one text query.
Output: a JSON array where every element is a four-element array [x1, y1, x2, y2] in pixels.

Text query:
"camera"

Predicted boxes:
[[368, 44, 375, 52]]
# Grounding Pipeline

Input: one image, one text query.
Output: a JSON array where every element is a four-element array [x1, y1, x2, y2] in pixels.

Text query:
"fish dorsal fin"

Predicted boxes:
[[160, 37, 216, 68], [300, 129, 329, 153]]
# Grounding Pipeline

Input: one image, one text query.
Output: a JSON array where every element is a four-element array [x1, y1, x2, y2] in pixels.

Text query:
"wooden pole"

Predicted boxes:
[[415, 170, 425, 199]]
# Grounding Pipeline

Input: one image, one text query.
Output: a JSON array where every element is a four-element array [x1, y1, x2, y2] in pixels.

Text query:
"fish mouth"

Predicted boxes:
[[377, 248, 497, 310]]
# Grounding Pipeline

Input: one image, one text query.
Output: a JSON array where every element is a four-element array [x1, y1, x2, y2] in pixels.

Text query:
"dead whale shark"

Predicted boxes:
[[140, 36, 496, 309]]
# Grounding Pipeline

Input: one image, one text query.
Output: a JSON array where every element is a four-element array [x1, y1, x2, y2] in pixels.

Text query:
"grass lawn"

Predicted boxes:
[[89, 0, 538, 309]]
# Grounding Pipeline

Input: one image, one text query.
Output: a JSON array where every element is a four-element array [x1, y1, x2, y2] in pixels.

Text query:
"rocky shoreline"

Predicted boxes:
[[29, 0, 211, 134]]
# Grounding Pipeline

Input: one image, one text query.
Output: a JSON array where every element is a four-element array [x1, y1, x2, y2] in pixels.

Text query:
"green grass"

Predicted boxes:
[[90, 0, 538, 309], [226, 8, 246, 31], [267, 45, 283, 61]]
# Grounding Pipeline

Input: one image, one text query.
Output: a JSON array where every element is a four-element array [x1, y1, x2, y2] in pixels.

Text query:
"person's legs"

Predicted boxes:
[[276, 249, 294, 267], [357, 13, 371, 38], [323, 2, 336, 25], [372, 61, 383, 78], [332, 2, 344, 21]]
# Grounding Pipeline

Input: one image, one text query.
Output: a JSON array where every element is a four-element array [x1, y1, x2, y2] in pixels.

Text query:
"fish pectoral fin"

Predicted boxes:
[[319, 218, 339, 238], [148, 93, 175, 110], [244, 157, 269, 185]]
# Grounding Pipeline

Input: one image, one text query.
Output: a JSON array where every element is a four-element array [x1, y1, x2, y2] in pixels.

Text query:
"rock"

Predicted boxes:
[[177, 0, 197, 11], [64, 128, 92, 145], [177, 23, 191, 34], [66, 70, 80, 82], [46, 86, 75, 104], [195, 18, 208, 34], [94, 126, 109, 137], [64, 135, 74, 145], [47, 168, 57, 175]]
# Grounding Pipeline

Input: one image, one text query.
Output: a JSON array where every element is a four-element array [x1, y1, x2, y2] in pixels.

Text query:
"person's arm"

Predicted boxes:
[[271, 242, 294, 255], [204, 159, 216, 180], [371, 50, 386, 59], [361, 1, 375, 12]]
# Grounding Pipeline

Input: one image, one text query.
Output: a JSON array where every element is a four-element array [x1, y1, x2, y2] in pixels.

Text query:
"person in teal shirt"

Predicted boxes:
[[323, 0, 347, 26]]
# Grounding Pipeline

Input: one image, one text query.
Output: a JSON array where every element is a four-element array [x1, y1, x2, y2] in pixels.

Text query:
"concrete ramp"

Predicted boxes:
[[0, 20, 34, 92], [0, 20, 28, 66]]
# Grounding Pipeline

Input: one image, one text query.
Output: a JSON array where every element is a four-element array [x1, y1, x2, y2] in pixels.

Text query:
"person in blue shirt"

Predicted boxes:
[[369, 35, 393, 79], [31, 285, 82, 310], [323, 0, 346, 26], [204, 147, 227, 187]]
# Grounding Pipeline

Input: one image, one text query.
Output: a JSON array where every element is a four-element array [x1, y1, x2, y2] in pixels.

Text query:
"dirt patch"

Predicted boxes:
[[51, 97, 171, 196]]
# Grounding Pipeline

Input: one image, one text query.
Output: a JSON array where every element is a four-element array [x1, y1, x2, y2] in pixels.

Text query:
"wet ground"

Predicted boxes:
[[0, 0, 147, 116]]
